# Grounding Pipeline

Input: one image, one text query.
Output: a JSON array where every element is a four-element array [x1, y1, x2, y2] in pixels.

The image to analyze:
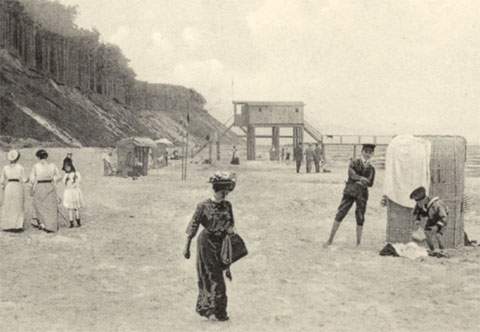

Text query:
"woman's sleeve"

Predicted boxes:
[[20, 166, 28, 183], [52, 165, 61, 182], [228, 202, 235, 227], [186, 203, 204, 239], [0, 167, 5, 186], [62, 173, 68, 185], [29, 165, 36, 184]]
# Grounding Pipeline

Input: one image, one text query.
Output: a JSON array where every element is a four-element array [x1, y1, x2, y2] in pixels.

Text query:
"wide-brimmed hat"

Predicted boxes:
[[7, 149, 19, 162], [410, 186, 427, 201], [209, 171, 236, 191]]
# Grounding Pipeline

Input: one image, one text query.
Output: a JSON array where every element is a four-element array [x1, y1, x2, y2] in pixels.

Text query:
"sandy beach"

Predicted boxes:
[[0, 148, 479, 332]]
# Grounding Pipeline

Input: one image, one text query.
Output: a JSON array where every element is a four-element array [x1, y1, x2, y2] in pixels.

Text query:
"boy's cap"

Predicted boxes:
[[410, 186, 427, 201], [362, 144, 376, 151]]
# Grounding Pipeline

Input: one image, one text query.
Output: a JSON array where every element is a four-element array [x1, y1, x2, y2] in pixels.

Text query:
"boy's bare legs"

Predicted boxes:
[[324, 220, 341, 247], [356, 225, 363, 246]]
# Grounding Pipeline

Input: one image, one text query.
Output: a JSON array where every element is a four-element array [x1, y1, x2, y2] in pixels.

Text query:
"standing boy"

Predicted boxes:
[[410, 186, 448, 257], [294, 143, 304, 173], [325, 144, 376, 247]]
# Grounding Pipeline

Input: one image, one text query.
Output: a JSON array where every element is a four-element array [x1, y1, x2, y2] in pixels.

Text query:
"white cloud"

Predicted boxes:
[[62, 0, 480, 142], [151, 32, 173, 53], [172, 59, 234, 121], [173, 59, 225, 85], [109, 26, 130, 45], [182, 26, 202, 50], [246, 0, 306, 35]]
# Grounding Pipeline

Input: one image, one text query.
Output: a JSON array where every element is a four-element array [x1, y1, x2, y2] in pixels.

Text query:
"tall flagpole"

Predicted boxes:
[[184, 111, 190, 181], [181, 129, 185, 181]]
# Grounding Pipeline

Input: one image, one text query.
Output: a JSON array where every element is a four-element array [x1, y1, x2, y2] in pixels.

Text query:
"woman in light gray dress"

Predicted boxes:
[[0, 150, 28, 232]]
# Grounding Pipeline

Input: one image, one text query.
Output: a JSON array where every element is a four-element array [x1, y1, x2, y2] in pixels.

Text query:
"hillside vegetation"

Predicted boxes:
[[0, 0, 237, 147]]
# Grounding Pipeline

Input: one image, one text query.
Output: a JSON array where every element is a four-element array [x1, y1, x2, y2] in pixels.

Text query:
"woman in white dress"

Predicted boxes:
[[0, 150, 28, 232], [62, 160, 84, 228], [30, 149, 61, 233]]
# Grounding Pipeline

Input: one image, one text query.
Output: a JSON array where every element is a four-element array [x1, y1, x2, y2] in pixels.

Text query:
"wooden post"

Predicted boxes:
[[208, 139, 213, 164], [247, 125, 256, 160], [292, 127, 297, 148], [184, 126, 190, 180], [292, 127, 298, 148], [272, 126, 280, 161], [293, 126, 304, 148], [354, 136, 361, 159], [320, 136, 326, 162], [181, 134, 186, 181], [215, 131, 220, 161], [143, 147, 148, 176]]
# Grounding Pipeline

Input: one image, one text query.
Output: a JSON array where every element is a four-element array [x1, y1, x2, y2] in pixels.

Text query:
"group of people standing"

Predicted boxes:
[[293, 142, 325, 173], [0, 149, 84, 233]]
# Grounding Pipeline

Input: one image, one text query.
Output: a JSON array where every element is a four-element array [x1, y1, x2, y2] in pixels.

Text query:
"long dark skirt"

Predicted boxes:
[[195, 229, 228, 319], [32, 183, 59, 232]]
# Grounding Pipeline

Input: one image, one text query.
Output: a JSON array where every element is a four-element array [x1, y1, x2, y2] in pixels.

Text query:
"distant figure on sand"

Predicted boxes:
[[294, 142, 304, 173], [325, 144, 376, 247], [184, 172, 237, 322], [305, 144, 315, 173], [410, 186, 448, 257], [0, 150, 28, 232], [281, 147, 285, 161], [313, 143, 324, 173], [269, 146, 276, 161], [164, 150, 169, 166], [172, 150, 179, 160], [230, 146, 239, 165], [30, 149, 61, 233], [62, 160, 84, 228], [102, 150, 114, 176]]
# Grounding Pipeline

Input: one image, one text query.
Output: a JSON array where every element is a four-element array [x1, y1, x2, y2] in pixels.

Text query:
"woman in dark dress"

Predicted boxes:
[[184, 172, 236, 321]]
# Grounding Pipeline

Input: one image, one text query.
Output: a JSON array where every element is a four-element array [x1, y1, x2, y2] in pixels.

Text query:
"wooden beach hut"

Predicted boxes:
[[116, 137, 156, 177], [385, 136, 467, 248]]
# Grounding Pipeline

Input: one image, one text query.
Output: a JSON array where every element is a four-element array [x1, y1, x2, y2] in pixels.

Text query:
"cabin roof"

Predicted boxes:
[[232, 101, 304, 107], [117, 137, 157, 148]]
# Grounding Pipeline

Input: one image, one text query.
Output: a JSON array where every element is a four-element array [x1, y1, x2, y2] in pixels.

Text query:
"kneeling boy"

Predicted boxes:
[[410, 186, 448, 256]]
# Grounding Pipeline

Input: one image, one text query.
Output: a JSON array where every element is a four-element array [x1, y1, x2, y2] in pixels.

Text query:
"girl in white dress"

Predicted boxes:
[[0, 150, 28, 231], [62, 160, 84, 228], [30, 149, 61, 232]]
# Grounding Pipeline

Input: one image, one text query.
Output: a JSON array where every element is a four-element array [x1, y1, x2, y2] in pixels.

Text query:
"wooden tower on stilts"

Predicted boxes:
[[233, 101, 316, 160]]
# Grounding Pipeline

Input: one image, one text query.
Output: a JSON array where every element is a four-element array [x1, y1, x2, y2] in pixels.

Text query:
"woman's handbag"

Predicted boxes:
[[221, 233, 248, 265]]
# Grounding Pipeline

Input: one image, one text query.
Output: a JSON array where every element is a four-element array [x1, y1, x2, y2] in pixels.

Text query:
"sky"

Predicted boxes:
[[57, 0, 480, 144]]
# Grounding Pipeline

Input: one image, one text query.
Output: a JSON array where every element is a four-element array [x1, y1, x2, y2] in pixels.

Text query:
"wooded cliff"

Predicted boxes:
[[0, 0, 237, 147]]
